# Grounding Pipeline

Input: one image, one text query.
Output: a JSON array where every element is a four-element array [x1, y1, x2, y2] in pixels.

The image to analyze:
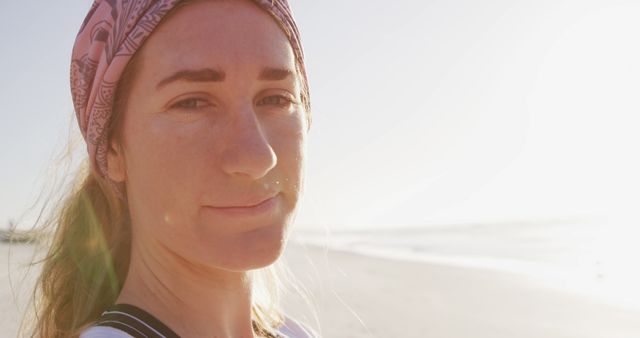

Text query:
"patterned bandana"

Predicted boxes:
[[70, 0, 309, 194]]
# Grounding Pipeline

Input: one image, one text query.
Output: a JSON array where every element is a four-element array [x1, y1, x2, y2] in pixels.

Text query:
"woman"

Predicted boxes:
[[28, 0, 315, 337]]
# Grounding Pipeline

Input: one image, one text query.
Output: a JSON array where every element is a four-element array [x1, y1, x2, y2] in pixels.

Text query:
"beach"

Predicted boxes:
[[2, 241, 640, 337], [281, 242, 640, 338], [1, 242, 41, 337]]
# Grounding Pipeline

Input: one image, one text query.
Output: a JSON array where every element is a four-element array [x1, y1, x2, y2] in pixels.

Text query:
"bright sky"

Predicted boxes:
[[1, 0, 639, 231]]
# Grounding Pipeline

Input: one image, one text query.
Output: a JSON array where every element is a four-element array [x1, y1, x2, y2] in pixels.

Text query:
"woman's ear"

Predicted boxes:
[[106, 138, 127, 182]]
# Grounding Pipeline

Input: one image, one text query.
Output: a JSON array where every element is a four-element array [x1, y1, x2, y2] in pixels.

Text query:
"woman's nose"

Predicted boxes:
[[220, 108, 277, 180]]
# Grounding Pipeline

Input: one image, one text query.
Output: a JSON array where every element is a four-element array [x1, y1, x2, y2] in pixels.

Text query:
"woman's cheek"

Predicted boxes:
[[150, 115, 209, 155], [146, 123, 210, 227], [129, 119, 203, 203]]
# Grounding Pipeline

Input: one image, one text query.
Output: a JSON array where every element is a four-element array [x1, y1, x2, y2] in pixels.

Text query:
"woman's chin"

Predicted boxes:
[[217, 223, 288, 272], [246, 225, 287, 269], [221, 247, 285, 272]]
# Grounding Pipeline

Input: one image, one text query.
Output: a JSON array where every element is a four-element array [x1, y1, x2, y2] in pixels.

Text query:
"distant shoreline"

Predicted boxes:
[[0, 229, 37, 244]]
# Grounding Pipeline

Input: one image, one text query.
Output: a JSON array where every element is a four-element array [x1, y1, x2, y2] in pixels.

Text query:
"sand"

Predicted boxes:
[[1, 243, 42, 337], [280, 243, 640, 338], [2, 242, 639, 337]]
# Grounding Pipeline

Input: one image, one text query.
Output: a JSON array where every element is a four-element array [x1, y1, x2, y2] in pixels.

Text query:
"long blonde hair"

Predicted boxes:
[[21, 26, 315, 337]]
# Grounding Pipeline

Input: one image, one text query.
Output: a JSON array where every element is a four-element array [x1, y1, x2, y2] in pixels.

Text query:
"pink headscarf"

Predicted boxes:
[[70, 0, 309, 195]]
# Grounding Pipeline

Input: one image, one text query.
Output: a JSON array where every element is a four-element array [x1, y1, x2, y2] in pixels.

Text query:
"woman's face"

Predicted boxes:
[[107, 0, 307, 271]]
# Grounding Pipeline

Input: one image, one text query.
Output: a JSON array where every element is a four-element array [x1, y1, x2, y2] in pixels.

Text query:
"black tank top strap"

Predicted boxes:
[[94, 303, 181, 338], [95, 303, 284, 338]]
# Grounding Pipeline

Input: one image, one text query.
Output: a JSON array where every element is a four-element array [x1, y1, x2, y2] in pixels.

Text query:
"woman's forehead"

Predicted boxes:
[[139, 0, 296, 77]]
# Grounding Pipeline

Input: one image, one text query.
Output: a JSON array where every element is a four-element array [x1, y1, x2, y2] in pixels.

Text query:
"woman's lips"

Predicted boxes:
[[204, 194, 281, 217]]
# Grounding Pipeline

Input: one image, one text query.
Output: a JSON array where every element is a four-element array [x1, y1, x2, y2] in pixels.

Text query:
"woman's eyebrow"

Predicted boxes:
[[156, 67, 293, 89], [156, 68, 225, 89], [258, 67, 293, 81]]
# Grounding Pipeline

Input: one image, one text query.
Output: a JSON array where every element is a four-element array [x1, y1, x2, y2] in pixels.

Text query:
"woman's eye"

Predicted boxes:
[[257, 95, 294, 107], [170, 98, 211, 110]]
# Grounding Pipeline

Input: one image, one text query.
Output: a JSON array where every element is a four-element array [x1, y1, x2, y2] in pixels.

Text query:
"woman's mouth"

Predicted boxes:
[[204, 193, 281, 217]]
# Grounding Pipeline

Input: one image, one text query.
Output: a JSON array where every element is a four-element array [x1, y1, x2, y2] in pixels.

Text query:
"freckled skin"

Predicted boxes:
[[107, 0, 307, 272]]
